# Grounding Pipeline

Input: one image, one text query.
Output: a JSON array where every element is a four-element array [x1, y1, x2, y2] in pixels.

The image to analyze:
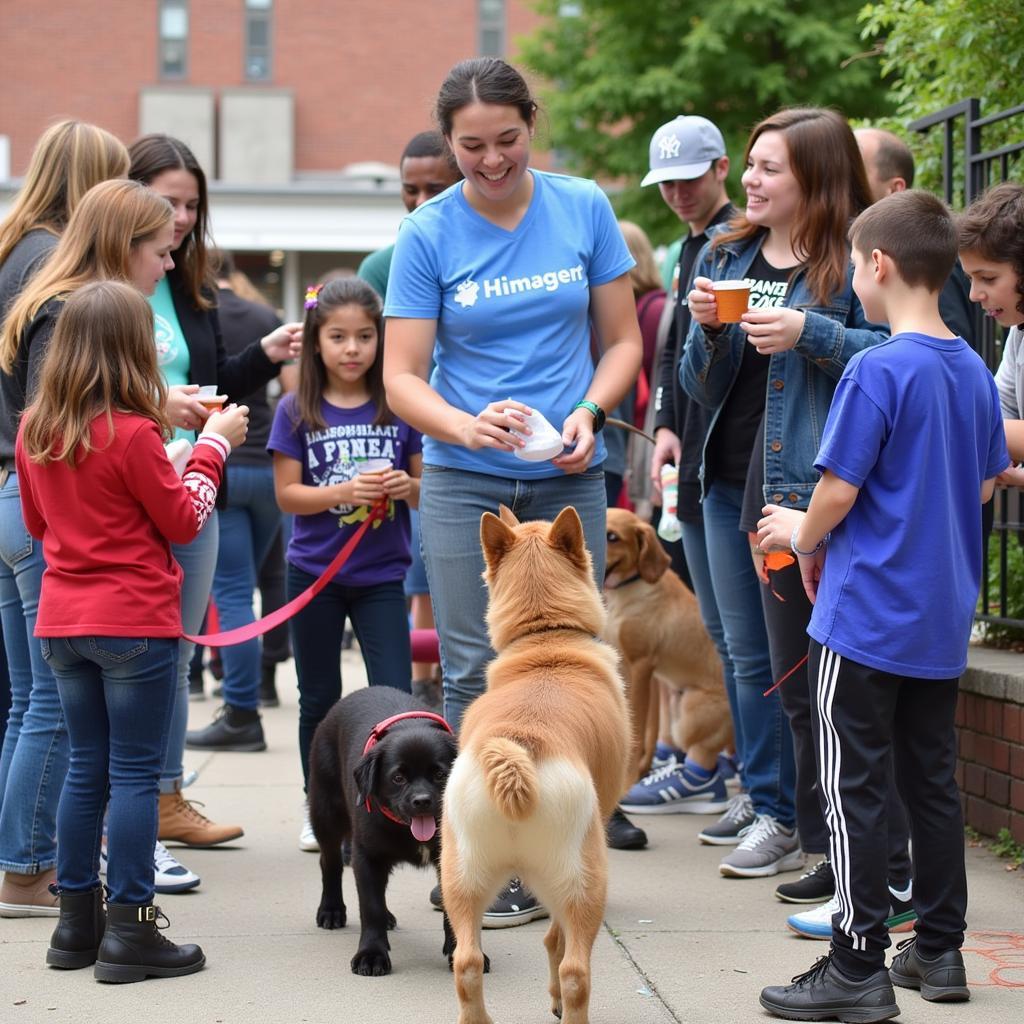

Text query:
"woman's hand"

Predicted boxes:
[[688, 276, 723, 330], [650, 428, 682, 498], [756, 504, 806, 552], [552, 407, 596, 474], [381, 470, 413, 502], [166, 384, 209, 431], [458, 400, 532, 452], [203, 404, 249, 450], [260, 323, 304, 363], [740, 307, 805, 355]]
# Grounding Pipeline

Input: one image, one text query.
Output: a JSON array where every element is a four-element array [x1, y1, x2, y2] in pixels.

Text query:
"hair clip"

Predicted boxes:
[[304, 283, 323, 310]]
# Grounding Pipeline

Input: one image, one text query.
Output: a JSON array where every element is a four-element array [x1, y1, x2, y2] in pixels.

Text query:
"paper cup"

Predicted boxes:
[[196, 385, 226, 411], [358, 458, 392, 475], [712, 280, 751, 323]]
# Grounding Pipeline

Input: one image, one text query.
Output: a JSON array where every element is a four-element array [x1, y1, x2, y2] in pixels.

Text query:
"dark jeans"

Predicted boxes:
[[42, 635, 177, 905], [287, 566, 410, 789], [259, 526, 290, 667]]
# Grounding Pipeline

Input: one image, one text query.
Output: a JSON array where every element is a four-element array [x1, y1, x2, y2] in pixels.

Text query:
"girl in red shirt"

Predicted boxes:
[[16, 281, 248, 982]]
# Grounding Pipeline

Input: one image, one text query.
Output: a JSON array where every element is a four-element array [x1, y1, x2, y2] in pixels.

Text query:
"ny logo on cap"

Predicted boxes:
[[658, 134, 681, 160]]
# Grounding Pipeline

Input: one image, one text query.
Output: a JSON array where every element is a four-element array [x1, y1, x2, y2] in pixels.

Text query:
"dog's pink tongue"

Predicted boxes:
[[411, 815, 437, 842]]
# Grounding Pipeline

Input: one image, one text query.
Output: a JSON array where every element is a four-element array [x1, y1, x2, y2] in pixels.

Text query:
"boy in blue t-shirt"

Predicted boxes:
[[756, 190, 1009, 1021]]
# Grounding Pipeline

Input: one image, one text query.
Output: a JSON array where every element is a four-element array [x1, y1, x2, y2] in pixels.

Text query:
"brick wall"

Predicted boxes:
[[957, 651, 1024, 844]]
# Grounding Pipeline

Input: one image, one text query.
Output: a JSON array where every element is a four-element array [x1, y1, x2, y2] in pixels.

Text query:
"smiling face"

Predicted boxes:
[[446, 101, 533, 209], [959, 250, 1023, 327], [146, 168, 200, 252], [128, 220, 176, 296], [741, 130, 803, 235], [316, 302, 379, 393]]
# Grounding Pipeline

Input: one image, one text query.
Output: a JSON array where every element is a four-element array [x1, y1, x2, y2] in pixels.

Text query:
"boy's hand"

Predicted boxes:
[[202, 404, 249, 449], [380, 469, 413, 502], [797, 547, 826, 605], [740, 307, 806, 354], [757, 504, 806, 552]]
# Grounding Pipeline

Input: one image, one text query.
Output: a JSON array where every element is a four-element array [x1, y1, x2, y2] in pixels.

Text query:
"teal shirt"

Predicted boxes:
[[357, 244, 394, 302], [150, 277, 194, 443]]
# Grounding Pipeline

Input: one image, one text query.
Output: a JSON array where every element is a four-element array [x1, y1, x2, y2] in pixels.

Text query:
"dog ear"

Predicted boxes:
[[353, 745, 383, 806], [480, 511, 517, 572], [637, 520, 671, 583], [498, 504, 520, 527], [549, 506, 588, 569]]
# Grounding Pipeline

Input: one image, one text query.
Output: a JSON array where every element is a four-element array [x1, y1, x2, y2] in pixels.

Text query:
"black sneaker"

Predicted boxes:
[[606, 808, 648, 850], [259, 664, 280, 708], [776, 858, 835, 904], [188, 672, 205, 702], [889, 936, 969, 1002], [760, 951, 900, 1022], [481, 878, 549, 929], [185, 705, 267, 752]]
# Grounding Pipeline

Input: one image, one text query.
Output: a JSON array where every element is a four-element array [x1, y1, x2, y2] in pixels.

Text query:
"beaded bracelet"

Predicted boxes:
[[790, 526, 829, 557]]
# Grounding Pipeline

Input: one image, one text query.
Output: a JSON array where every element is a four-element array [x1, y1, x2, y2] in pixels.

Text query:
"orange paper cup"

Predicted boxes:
[[712, 280, 751, 323]]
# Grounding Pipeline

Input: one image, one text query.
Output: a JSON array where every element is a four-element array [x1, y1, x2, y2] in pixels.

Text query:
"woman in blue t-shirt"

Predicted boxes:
[[383, 59, 644, 902]]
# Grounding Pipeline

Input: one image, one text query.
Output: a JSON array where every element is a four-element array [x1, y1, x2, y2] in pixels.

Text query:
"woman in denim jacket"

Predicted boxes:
[[680, 108, 888, 884]]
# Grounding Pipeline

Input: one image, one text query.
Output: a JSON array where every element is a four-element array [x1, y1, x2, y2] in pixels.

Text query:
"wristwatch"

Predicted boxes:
[[573, 400, 606, 432]]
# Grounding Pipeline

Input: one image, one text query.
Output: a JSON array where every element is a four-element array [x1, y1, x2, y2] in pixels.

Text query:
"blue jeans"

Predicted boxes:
[[0, 471, 68, 873], [288, 567, 410, 789], [212, 465, 282, 710], [418, 464, 607, 732], [43, 635, 177, 905], [162, 512, 218, 790], [680, 517, 745, 778], [701, 481, 794, 826]]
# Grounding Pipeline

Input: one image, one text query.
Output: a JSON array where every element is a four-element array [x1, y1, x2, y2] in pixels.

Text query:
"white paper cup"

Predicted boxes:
[[196, 384, 226, 410], [358, 458, 392, 475]]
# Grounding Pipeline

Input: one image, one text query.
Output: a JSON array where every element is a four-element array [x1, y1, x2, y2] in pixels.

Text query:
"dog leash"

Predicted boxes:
[[763, 654, 809, 697], [607, 417, 656, 445], [183, 497, 389, 646]]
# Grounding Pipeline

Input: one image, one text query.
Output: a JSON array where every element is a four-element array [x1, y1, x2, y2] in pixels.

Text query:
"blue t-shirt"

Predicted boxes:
[[267, 393, 422, 586], [384, 170, 635, 478], [808, 332, 1009, 679]]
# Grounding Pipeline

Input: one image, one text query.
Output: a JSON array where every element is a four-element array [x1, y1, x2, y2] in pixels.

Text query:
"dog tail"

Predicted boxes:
[[478, 738, 538, 821]]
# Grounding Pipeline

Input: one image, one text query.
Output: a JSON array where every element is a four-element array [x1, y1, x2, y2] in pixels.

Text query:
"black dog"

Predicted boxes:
[[307, 685, 458, 976]]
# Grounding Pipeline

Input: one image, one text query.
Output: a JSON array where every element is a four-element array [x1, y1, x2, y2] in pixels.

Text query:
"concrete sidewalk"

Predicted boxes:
[[3, 652, 1023, 1023]]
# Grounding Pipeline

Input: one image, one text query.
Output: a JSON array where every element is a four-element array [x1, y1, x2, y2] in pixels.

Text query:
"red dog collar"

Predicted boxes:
[[362, 711, 453, 824]]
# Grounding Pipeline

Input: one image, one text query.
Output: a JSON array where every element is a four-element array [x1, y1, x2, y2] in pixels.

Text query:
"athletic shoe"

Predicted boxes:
[[606, 808, 648, 849], [181, 769, 199, 789], [481, 878, 549, 929], [619, 761, 728, 815], [0, 867, 59, 917], [188, 671, 205, 702], [787, 894, 919, 940], [717, 752, 741, 790], [698, 792, 756, 845], [776, 858, 835, 904], [651, 741, 683, 770], [719, 814, 803, 878], [185, 704, 266, 753], [759, 951, 900, 1022], [101, 841, 202, 895], [299, 800, 319, 852], [889, 936, 970, 1002]]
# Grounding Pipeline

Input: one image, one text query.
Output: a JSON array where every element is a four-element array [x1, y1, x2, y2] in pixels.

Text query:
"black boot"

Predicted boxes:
[[259, 663, 279, 708], [46, 887, 105, 969], [185, 704, 266, 752], [94, 902, 205, 983], [606, 807, 648, 850]]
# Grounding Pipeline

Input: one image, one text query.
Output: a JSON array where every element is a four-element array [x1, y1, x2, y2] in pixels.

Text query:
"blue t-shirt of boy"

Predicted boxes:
[[267, 393, 422, 586], [808, 332, 1009, 679], [384, 170, 635, 478]]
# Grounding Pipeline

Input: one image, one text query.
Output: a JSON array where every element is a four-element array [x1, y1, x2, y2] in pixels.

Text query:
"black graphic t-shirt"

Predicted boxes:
[[705, 251, 799, 488]]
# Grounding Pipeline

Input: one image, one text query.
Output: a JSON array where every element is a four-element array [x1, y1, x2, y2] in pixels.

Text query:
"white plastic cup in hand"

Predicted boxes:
[[657, 463, 683, 542], [358, 458, 392, 475], [507, 406, 564, 462], [195, 384, 227, 412]]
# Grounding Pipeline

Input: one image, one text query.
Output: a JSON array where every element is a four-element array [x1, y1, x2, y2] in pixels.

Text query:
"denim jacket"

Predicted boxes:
[[679, 228, 888, 509]]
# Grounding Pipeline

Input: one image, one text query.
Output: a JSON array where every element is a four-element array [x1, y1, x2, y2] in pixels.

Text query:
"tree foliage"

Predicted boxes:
[[517, 0, 893, 242]]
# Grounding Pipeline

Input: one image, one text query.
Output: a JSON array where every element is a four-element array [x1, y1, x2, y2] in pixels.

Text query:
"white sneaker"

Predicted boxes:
[[786, 895, 839, 939], [718, 813, 804, 877], [299, 800, 319, 852], [100, 840, 201, 894]]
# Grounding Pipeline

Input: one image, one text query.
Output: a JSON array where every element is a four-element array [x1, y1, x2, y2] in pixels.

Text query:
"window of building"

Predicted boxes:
[[479, 0, 505, 57], [245, 0, 273, 81], [159, 0, 189, 79]]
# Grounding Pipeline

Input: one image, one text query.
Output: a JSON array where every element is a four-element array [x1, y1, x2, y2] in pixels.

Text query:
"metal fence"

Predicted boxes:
[[909, 100, 1024, 629]]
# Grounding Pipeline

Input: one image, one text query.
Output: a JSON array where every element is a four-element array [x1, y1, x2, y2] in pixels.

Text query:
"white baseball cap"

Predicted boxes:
[[641, 115, 727, 187]]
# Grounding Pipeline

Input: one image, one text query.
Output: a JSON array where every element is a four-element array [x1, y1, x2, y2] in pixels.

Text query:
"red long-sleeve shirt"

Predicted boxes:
[[15, 412, 228, 637]]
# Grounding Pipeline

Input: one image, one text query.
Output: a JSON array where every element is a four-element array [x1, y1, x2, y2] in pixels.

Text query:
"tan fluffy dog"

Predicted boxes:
[[603, 507, 732, 783], [441, 506, 630, 1024]]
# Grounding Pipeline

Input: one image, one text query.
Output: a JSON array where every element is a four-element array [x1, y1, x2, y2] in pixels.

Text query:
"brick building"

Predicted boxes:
[[0, 0, 551, 315]]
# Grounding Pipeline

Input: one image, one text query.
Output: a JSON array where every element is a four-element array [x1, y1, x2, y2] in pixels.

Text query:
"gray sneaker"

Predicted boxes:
[[719, 813, 804, 877], [697, 792, 755, 845]]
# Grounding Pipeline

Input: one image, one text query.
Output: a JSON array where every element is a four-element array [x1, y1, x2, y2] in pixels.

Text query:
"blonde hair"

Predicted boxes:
[[0, 120, 128, 265], [1, 180, 172, 373], [21, 281, 170, 466], [618, 220, 662, 296]]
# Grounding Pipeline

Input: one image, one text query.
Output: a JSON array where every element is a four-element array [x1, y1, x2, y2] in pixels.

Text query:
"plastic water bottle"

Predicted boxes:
[[658, 463, 683, 542]]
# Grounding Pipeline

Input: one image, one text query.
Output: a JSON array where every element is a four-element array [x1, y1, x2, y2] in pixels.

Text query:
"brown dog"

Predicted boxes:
[[603, 507, 732, 783], [441, 506, 630, 1024]]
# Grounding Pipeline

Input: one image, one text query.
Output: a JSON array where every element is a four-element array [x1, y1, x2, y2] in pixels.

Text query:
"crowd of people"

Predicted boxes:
[[0, 55, 1020, 1018]]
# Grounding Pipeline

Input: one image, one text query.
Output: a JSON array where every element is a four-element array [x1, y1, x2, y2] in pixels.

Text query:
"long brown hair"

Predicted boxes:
[[128, 134, 213, 311], [0, 120, 128, 265], [21, 281, 170, 466], [618, 220, 663, 296], [294, 278, 389, 431], [0, 180, 172, 373], [715, 107, 872, 307]]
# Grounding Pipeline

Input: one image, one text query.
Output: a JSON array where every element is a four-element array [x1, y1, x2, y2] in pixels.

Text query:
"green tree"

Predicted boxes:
[[517, 0, 892, 242]]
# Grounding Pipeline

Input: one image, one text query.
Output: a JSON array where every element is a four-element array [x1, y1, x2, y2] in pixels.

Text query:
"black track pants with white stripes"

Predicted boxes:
[[808, 639, 967, 977]]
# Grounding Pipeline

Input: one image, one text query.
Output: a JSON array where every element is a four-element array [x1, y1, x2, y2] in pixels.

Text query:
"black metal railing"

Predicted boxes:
[[909, 100, 1024, 629]]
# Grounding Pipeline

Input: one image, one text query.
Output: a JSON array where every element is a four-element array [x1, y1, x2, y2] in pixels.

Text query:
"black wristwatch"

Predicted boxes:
[[573, 399, 606, 432]]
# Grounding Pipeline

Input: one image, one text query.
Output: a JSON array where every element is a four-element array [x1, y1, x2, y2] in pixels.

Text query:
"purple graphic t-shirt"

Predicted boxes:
[[267, 394, 422, 586]]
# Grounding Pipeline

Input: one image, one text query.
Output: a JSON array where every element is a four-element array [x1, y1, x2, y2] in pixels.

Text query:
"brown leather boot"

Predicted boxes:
[[0, 866, 59, 918], [157, 785, 244, 848]]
